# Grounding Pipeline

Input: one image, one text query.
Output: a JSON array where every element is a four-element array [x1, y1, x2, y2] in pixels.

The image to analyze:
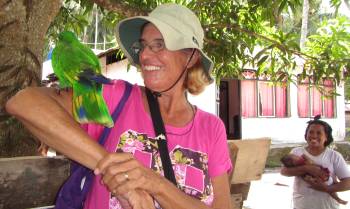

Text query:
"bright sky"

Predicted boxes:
[[320, 0, 350, 17]]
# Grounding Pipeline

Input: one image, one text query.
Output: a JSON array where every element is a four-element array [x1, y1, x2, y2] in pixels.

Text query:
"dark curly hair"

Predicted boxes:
[[304, 115, 333, 147]]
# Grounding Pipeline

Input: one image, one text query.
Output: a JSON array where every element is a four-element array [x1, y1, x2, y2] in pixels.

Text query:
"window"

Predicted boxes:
[[241, 80, 257, 117], [297, 77, 335, 118], [241, 71, 288, 118], [258, 81, 274, 116]]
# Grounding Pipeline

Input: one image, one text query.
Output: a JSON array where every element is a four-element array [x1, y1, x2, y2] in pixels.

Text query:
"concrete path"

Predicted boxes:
[[244, 166, 350, 209]]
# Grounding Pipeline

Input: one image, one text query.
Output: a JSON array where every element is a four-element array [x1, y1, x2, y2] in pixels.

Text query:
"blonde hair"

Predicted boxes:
[[185, 62, 213, 95]]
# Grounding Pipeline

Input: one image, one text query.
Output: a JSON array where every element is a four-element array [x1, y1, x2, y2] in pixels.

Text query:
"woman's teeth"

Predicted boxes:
[[144, 66, 160, 71]]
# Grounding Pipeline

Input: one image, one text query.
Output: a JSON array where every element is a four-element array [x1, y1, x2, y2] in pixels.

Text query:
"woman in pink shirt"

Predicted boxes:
[[6, 3, 232, 209]]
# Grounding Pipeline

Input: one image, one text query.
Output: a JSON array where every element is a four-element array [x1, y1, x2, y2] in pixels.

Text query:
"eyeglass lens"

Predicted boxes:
[[131, 39, 165, 54]]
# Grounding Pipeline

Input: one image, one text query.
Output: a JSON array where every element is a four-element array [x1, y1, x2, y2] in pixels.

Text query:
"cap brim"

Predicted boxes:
[[200, 50, 214, 81]]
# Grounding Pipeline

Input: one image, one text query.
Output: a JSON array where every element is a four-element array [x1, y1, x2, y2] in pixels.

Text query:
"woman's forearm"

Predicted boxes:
[[281, 165, 308, 177], [328, 178, 350, 193], [5, 87, 107, 169]]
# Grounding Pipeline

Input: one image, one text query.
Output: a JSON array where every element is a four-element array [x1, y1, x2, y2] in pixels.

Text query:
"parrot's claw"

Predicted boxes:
[[54, 87, 70, 95], [54, 86, 61, 95]]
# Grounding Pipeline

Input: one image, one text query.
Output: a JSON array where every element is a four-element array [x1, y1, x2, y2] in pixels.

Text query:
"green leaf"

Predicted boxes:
[[257, 55, 269, 66]]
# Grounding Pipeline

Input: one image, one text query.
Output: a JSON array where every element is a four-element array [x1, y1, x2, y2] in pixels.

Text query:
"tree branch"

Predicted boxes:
[[203, 23, 318, 60], [92, 0, 149, 17]]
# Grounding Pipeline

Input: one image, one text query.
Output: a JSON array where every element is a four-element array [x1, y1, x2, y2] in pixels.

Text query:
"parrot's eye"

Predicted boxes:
[[131, 39, 165, 55]]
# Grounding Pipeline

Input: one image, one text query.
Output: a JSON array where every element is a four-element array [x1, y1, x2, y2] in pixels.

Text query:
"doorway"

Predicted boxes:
[[219, 80, 241, 139]]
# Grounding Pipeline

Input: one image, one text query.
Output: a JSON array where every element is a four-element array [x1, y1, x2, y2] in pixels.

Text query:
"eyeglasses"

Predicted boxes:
[[131, 39, 166, 55]]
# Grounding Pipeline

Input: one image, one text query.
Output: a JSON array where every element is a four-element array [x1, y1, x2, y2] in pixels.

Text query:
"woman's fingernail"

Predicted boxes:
[[94, 168, 100, 175]]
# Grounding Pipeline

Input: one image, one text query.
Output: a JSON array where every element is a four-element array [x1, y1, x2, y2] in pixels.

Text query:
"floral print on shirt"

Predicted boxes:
[[109, 130, 213, 209], [171, 146, 213, 205]]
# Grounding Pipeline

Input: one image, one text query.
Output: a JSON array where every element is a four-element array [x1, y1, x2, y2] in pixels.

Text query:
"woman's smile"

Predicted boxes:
[[143, 65, 161, 71]]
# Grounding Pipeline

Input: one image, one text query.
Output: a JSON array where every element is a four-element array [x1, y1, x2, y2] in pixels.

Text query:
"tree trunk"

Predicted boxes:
[[0, 0, 61, 157], [0, 0, 146, 157], [300, 0, 309, 49], [344, 0, 350, 10], [273, 2, 283, 28]]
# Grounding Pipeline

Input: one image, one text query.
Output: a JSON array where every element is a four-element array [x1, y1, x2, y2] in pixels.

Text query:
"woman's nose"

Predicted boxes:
[[309, 133, 317, 138], [139, 45, 154, 61]]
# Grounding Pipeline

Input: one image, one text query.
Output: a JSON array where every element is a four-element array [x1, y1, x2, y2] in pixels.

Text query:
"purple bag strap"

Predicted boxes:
[[55, 82, 132, 209]]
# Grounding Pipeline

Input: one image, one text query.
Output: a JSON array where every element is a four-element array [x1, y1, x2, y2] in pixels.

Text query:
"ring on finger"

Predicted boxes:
[[111, 190, 116, 196], [124, 172, 129, 181]]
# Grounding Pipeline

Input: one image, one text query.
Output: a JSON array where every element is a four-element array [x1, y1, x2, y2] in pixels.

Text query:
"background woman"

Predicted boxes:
[[281, 116, 350, 209]]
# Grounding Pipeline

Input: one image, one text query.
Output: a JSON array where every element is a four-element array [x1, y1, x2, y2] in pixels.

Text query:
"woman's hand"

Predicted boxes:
[[305, 164, 329, 180], [117, 189, 156, 209], [95, 152, 220, 209], [128, 189, 156, 209], [305, 177, 329, 192], [94, 152, 165, 196]]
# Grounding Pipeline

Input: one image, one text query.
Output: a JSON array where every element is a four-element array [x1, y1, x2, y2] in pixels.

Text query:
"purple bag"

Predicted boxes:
[[55, 82, 132, 209]]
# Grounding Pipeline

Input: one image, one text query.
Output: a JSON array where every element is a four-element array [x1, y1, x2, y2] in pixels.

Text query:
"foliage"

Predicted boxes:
[[44, 0, 90, 56], [46, 0, 350, 85], [45, 0, 122, 56], [281, 0, 323, 37], [303, 16, 350, 86]]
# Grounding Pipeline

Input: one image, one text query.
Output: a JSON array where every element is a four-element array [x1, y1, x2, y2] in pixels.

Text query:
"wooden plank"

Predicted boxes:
[[230, 182, 250, 201], [0, 156, 70, 209], [228, 138, 271, 184], [228, 140, 239, 183], [231, 193, 243, 209]]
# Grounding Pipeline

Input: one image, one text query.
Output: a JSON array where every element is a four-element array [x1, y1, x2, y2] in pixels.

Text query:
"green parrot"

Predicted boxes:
[[51, 31, 114, 128]]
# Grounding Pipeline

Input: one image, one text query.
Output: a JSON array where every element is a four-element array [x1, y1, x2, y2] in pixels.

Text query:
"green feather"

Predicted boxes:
[[51, 31, 113, 127]]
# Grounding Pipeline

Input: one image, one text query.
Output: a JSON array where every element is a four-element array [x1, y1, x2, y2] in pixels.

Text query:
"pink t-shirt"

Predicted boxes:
[[83, 80, 232, 209]]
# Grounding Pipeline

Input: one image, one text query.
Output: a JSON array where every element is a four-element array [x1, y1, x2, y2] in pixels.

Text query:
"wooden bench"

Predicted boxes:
[[0, 156, 70, 209], [0, 138, 270, 209]]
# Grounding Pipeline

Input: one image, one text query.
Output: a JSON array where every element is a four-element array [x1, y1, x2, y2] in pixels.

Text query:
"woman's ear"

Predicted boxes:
[[185, 49, 200, 69]]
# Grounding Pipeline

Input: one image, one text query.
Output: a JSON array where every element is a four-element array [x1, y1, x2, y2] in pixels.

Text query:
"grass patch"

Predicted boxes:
[[346, 127, 350, 142], [333, 142, 350, 162], [265, 147, 293, 168]]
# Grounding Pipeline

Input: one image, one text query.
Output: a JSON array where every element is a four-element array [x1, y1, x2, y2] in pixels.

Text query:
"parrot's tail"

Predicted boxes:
[[72, 84, 114, 128]]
